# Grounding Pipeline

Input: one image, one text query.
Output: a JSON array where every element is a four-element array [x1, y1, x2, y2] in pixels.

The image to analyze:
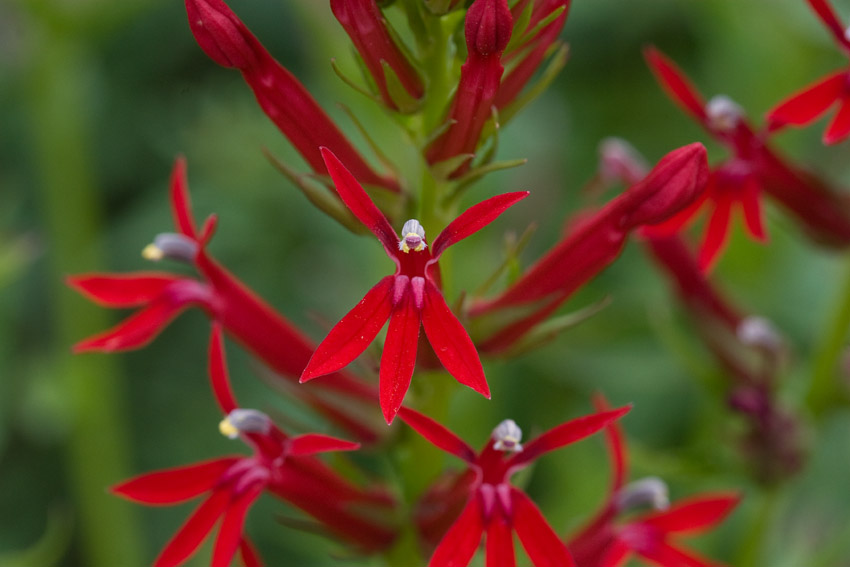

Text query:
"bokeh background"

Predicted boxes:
[[3, 0, 850, 565]]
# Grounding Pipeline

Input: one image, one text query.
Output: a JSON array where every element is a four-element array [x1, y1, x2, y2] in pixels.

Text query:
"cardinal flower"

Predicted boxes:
[[767, 0, 850, 144], [112, 325, 396, 567], [301, 148, 528, 424], [399, 404, 630, 567], [568, 397, 740, 567], [69, 158, 380, 441]]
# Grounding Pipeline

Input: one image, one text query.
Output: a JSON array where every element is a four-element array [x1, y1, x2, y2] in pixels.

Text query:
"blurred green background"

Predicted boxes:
[[3, 0, 850, 565]]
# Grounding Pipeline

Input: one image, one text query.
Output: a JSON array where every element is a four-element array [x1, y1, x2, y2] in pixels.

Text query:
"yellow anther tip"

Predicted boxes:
[[142, 243, 164, 261], [218, 417, 239, 439]]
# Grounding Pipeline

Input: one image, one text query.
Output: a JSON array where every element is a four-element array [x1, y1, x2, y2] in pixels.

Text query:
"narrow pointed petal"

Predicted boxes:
[[287, 433, 360, 456], [209, 323, 238, 414], [321, 147, 399, 255], [511, 489, 576, 567], [593, 393, 627, 491], [739, 178, 767, 242], [421, 280, 490, 399], [428, 498, 484, 567], [397, 406, 477, 463], [239, 538, 264, 567], [73, 298, 190, 353], [169, 156, 199, 238], [767, 72, 845, 128], [154, 489, 231, 567], [431, 192, 529, 260], [598, 540, 631, 567], [807, 0, 850, 50], [642, 493, 740, 534], [638, 541, 718, 567], [212, 487, 262, 567], [301, 276, 394, 381], [113, 457, 240, 504], [644, 47, 708, 123], [508, 406, 630, 469], [67, 273, 182, 307], [697, 196, 733, 273], [485, 516, 516, 567], [380, 297, 422, 424], [824, 94, 850, 144]]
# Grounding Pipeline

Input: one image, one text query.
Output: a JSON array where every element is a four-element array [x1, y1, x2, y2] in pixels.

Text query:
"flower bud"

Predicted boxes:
[[466, 0, 513, 57]]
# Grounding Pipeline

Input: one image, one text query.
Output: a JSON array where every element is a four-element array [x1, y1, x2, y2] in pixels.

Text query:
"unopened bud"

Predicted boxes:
[[219, 409, 272, 439], [615, 477, 669, 513], [466, 0, 513, 57], [492, 419, 523, 452]]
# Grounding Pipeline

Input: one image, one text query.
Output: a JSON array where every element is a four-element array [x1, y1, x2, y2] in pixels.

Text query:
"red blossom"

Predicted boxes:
[[399, 404, 630, 567], [330, 0, 424, 111], [111, 326, 395, 567], [184, 0, 397, 191], [645, 46, 850, 256], [767, 0, 850, 144], [426, 0, 514, 172], [69, 158, 381, 442], [300, 148, 528, 423], [469, 143, 708, 352]]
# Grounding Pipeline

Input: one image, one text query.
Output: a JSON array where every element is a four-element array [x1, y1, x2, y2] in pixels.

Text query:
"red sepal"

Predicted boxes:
[[428, 497, 484, 567], [767, 71, 846, 128], [287, 433, 360, 456], [644, 47, 708, 123], [112, 457, 240, 505], [397, 406, 477, 463], [67, 273, 182, 307], [380, 294, 421, 424], [154, 489, 231, 567], [697, 194, 733, 273], [511, 488, 576, 567], [212, 487, 262, 567], [641, 493, 740, 534]]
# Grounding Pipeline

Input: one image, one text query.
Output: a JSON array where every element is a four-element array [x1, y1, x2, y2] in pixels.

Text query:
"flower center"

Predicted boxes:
[[492, 419, 523, 452], [398, 219, 427, 253]]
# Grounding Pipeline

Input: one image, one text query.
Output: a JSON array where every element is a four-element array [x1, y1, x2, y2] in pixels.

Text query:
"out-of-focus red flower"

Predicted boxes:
[[568, 396, 740, 567], [68, 158, 381, 441], [426, 0, 514, 171], [469, 143, 708, 352], [112, 325, 396, 567], [184, 0, 398, 191], [330, 0, 424, 111], [399, 404, 630, 567], [767, 0, 850, 144], [645, 46, 850, 262], [300, 148, 528, 423]]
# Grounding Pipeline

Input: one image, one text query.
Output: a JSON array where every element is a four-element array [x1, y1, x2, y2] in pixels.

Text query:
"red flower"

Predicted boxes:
[[568, 397, 740, 567], [69, 158, 381, 441], [330, 0, 424, 111], [767, 0, 850, 144], [184, 0, 398, 191], [112, 325, 395, 567], [399, 404, 630, 567], [300, 148, 528, 423], [645, 46, 850, 257], [426, 0, 514, 171], [469, 143, 708, 352]]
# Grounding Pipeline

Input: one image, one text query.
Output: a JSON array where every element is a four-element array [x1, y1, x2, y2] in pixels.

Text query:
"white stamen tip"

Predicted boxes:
[[706, 95, 744, 133], [143, 233, 198, 263], [219, 409, 272, 439], [615, 477, 670, 512], [492, 419, 523, 452], [737, 316, 782, 352], [845, 26, 850, 42], [398, 219, 427, 253]]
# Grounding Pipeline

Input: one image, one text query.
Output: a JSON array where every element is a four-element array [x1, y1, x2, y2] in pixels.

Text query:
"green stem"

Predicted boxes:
[[27, 35, 143, 567], [807, 254, 850, 416], [736, 487, 778, 567]]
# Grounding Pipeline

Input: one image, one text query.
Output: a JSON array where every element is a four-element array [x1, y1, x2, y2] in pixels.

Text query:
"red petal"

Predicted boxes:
[[697, 196, 733, 273], [112, 457, 240, 504], [428, 498, 484, 567], [485, 515, 516, 567], [593, 393, 627, 491], [287, 433, 360, 456], [637, 541, 719, 567], [73, 298, 190, 352], [67, 273, 182, 307], [508, 406, 630, 470], [209, 323, 238, 414], [212, 487, 262, 567], [824, 94, 850, 144], [511, 488, 576, 567], [397, 406, 477, 463], [320, 148, 399, 255], [154, 489, 231, 567], [642, 493, 740, 534], [239, 538, 264, 567], [170, 156, 198, 238], [421, 280, 490, 398], [301, 276, 394, 381], [431, 192, 530, 260], [739, 178, 767, 242], [807, 0, 850, 50], [598, 540, 631, 567], [767, 72, 845, 128], [380, 296, 422, 424], [644, 47, 708, 123]]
